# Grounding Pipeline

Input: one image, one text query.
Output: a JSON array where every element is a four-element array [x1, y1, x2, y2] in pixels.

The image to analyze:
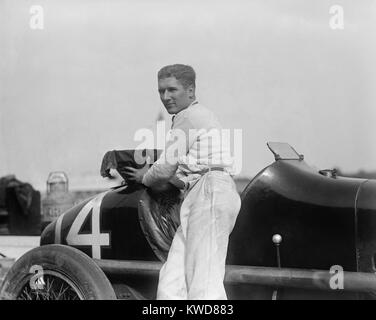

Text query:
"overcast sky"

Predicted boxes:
[[0, 0, 375, 190]]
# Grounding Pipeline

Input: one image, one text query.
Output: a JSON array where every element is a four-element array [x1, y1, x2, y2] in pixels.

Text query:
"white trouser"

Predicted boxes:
[[156, 171, 241, 300]]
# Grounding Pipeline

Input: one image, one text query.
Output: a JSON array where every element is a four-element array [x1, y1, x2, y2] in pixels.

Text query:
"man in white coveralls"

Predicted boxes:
[[125, 64, 241, 300]]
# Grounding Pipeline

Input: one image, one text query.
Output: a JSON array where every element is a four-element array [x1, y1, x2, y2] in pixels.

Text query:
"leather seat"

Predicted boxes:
[[138, 185, 182, 262]]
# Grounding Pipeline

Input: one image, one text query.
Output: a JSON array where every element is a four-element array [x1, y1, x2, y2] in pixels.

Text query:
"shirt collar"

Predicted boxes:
[[190, 100, 198, 107], [174, 100, 198, 117], [171, 100, 198, 125]]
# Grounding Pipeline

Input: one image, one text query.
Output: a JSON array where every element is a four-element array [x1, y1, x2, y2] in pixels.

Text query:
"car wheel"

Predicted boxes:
[[0, 244, 116, 300]]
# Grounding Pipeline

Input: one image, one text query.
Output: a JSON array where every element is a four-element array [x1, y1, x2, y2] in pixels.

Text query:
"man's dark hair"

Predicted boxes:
[[158, 64, 196, 88]]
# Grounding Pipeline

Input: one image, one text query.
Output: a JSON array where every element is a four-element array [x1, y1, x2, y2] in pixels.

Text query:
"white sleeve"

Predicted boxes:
[[142, 115, 198, 187]]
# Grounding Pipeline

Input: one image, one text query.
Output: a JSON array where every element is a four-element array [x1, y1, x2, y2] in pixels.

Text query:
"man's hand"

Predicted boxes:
[[123, 164, 149, 184]]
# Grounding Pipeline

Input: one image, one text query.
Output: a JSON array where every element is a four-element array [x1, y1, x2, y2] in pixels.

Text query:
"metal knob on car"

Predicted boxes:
[[272, 234, 282, 300], [272, 234, 282, 268], [272, 234, 282, 245]]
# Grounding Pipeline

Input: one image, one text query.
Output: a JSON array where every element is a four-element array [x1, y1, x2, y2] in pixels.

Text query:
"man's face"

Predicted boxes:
[[158, 77, 194, 114]]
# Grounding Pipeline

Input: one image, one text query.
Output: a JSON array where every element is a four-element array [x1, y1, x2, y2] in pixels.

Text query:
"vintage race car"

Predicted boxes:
[[1, 142, 376, 300]]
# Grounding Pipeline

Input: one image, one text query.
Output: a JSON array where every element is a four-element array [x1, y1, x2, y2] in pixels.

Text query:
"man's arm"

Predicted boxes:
[[141, 115, 198, 187]]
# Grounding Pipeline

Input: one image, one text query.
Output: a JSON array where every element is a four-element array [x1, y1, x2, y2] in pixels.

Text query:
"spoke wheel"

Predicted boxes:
[[0, 245, 116, 300], [18, 270, 84, 300]]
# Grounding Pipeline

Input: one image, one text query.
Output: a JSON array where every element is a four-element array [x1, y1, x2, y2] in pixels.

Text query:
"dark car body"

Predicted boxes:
[[39, 143, 376, 299]]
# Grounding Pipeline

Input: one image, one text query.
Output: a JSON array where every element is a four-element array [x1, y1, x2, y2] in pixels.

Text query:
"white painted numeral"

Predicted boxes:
[[66, 192, 109, 259]]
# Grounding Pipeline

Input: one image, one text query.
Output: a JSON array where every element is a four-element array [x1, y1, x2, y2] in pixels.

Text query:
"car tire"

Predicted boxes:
[[0, 244, 117, 300]]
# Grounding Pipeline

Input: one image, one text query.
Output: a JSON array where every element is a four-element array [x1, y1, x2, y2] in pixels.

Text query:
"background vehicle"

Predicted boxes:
[[1, 142, 376, 300]]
